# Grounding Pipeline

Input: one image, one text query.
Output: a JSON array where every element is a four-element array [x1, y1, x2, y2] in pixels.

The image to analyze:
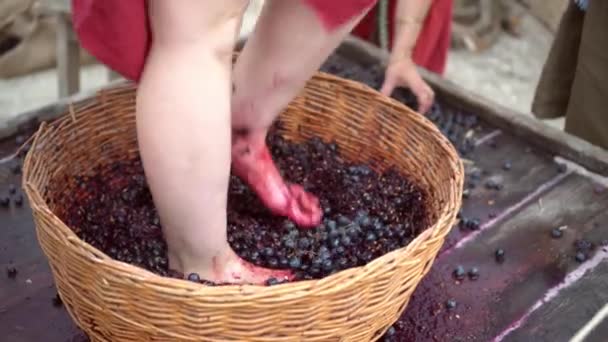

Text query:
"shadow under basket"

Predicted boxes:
[[22, 72, 463, 342]]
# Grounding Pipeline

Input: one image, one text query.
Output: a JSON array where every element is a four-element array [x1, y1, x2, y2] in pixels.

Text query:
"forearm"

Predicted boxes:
[[390, 0, 432, 63]]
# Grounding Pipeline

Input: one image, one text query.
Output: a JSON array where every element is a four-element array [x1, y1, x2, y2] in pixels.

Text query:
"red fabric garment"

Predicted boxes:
[[72, 0, 149, 82], [305, 0, 378, 30], [351, 0, 453, 75], [71, 0, 377, 82]]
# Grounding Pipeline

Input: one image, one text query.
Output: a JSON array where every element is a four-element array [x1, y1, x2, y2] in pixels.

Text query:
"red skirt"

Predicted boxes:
[[72, 0, 377, 82], [351, 0, 453, 75]]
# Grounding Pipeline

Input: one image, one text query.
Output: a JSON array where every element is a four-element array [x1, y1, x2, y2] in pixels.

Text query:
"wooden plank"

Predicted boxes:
[[339, 36, 608, 178], [503, 258, 608, 342], [421, 69, 608, 178], [392, 173, 608, 341], [584, 315, 608, 342], [0, 168, 82, 342], [56, 12, 80, 98], [1, 283, 83, 342], [0, 119, 40, 159], [441, 131, 565, 251]]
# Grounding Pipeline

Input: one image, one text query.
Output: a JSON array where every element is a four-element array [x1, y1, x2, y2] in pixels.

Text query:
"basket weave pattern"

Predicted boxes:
[[23, 72, 463, 341]]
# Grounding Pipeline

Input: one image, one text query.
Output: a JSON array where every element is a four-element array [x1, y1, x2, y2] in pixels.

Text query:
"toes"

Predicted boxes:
[[292, 185, 319, 211], [286, 185, 322, 227], [261, 268, 294, 282], [249, 267, 294, 285], [233, 254, 294, 284], [230, 142, 322, 227]]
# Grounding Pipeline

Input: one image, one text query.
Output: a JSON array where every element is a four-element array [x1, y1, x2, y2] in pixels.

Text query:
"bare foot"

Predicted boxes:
[[173, 247, 294, 285], [231, 130, 322, 227], [212, 248, 293, 284]]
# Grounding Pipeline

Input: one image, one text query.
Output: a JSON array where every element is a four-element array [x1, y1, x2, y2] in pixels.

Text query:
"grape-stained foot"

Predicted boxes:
[[231, 130, 322, 227], [175, 248, 294, 285]]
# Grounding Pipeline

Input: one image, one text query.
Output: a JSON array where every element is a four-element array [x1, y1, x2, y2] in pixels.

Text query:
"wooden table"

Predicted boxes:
[[2, 36, 608, 341]]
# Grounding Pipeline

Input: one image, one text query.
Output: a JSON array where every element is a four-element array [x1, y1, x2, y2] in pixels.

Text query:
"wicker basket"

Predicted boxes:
[[22, 71, 463, 342]]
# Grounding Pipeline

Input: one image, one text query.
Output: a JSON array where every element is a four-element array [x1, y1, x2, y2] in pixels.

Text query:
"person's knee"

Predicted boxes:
[[148, 0, 248, 51]]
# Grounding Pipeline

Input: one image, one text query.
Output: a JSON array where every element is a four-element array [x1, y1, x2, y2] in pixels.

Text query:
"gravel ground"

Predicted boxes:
[[445, 12, 564, 129], [0, 9, 563, 131]]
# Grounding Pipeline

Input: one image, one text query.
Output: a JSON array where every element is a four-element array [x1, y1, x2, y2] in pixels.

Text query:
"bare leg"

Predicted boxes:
[[136, 0, 291, 284], [231, 0, 373, 228]]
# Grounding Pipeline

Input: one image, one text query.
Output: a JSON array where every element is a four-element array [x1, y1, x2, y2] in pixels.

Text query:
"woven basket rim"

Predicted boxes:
[[22, 73, 463, 299]]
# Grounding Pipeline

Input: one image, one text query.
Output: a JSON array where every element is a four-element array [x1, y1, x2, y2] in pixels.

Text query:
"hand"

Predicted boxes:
[[380, 57, 435, 114]]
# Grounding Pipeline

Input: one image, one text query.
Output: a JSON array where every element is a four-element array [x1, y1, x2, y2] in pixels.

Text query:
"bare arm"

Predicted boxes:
[[380, 0, 435, 114], [390, 0, 432, 63]]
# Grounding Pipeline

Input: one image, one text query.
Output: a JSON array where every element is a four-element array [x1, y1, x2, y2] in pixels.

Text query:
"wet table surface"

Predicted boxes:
[[2, 57, 608, 342]]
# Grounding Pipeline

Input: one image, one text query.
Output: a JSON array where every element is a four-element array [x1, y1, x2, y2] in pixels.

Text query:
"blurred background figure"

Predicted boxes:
[[348, 0, 453, 114], [531, 0, 608, 149], [0, 0, 63, 78], [352, 0, 453, 76]]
